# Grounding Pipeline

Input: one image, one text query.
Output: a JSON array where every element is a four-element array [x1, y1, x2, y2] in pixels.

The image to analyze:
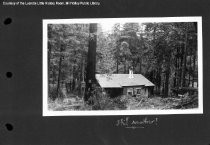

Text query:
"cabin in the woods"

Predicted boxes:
[[96, 70, 155, 97]]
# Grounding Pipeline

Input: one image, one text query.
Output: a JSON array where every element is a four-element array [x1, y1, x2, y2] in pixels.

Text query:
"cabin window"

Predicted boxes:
[[136, 88, 142, 95], [127, 88, 133, 96]]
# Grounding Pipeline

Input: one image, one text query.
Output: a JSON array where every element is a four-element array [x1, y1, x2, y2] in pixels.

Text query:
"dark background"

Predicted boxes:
[[0, 0, 209, 145]]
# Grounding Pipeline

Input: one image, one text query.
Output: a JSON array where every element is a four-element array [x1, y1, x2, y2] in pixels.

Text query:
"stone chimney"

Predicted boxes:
[[129, 67, 134, 79]]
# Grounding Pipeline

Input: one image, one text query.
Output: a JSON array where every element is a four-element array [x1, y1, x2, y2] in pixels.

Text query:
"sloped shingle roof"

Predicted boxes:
[[96, 74, 155, 88]]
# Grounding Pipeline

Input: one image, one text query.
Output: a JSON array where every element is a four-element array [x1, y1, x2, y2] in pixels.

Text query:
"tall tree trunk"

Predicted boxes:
[[181, 32, 188, 87], [162, 74, 165, 95], [52, 68, 56, 86], [124, 63, 126, 74], [124, 58, 127, 74], [174, 51, 177, 87], [157, 67, 161, 94], [70, 65, 73, 92], [192, 22, 197, 88], [164, 63, 170, 97], [192, 53, 196, 87], [48, 26, 52, 85], [139, 57, 142, 74], [56, 45, 63, 98], [48, 44, 56, 86], [85, 23, 97, 102], [188, 55, 191, 87], [72, 65, 75, 91], [81, 59, 85, 96], [48, 44, 52, 80], [193, 22, 197, 32], [179, 45, 183, 87], [116, 58, 119, 74]]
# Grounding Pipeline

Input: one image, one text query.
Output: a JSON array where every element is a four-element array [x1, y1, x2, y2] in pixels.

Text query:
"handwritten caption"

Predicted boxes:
[[2, 1, 100, 6], [115, 117, 158, 129]]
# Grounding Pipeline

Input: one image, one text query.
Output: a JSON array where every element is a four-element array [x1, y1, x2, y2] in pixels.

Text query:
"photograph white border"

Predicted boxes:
[[43, 17, 203, 116]]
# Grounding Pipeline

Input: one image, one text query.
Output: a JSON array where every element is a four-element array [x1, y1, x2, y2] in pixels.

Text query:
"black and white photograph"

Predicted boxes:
[[43, 17, 202, 116]]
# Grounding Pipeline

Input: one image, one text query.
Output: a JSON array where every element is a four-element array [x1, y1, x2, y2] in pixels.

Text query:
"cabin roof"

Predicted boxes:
[[96, 74, 155, 88]]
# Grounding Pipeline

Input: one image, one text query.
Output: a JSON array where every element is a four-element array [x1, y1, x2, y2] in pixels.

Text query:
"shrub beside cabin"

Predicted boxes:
[[96, 70, 155, 97]]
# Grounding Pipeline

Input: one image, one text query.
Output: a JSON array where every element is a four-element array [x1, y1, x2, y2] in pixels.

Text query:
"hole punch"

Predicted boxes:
[[6, 72, 13, 78], [5, 123, 13, 131], [4, 18, 12, 25]]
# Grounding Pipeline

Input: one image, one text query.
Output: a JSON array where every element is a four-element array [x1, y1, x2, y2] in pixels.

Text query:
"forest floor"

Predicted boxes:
[[48, 93, 198, 111], [125, 95, 198, 110]]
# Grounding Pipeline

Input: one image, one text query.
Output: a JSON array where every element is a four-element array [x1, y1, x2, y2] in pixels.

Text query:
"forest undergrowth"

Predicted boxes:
[[48, 87, 198, 111]]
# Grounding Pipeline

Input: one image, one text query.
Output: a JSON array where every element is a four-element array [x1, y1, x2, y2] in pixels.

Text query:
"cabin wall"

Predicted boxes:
[[105, 88, 123, 97], [102, 86, 154, 98], [145, 88, 148, 97], [123, 87, 127, 95], [122, 86, 150, 97]]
